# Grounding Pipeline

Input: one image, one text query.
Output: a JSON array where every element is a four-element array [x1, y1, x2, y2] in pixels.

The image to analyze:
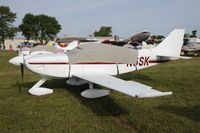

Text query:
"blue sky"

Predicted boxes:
[[1, 0, 200, 37]]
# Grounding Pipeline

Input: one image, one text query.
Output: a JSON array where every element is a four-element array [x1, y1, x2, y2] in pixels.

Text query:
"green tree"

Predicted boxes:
[[191, 30, 197, 37], [94, 26, 112, 37], [150, 35, 165, 40], [18, 13, 38, 41], [19, 14, 61, 44], [184, 33, 190, 38], [156, 35, 165, 40], [150, 35, 156, 39], [0, 6, 18, 50]]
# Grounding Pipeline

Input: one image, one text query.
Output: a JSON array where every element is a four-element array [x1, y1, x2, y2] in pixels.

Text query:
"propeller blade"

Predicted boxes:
[[20, 54, 26, 83]]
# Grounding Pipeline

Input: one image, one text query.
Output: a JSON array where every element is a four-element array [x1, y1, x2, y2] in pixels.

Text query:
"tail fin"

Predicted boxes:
[[154, 29, 185, 57], [55, 40, 79, 51], [65, 40, 79, 51]]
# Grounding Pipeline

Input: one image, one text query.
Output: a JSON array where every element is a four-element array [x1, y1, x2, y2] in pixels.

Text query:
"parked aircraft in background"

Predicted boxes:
[[124, 31, 151, 44], [17, 42, 33, 48], [181, 37, 200, 56], [52, 40, 79, 51], [87, 31, 151, 46], [9, 29, 186, 99]]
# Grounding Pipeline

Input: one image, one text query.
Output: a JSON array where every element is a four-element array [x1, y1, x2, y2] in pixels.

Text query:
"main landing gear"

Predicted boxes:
[[66, 77, 110, 98], [81, 82, 110, 98]]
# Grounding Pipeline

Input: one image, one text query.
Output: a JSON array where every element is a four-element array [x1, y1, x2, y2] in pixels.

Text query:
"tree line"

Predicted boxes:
[[0, 6, 114, 50]]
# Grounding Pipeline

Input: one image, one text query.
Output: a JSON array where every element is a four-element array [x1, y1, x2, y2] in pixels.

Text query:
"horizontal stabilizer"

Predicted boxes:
[[72, 72, 172, 98], [157, 55, 192, 59], [179, 56, 193, 59]]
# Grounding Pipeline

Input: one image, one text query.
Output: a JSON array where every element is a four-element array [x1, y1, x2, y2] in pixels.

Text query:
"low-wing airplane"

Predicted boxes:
[[9, 29, 185, 99]]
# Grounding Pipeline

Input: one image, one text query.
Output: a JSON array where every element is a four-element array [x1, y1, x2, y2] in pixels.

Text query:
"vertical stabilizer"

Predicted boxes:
[[154, 29, 185, 57]]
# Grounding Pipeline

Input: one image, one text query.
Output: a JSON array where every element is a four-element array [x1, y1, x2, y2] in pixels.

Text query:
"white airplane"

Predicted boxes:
[[9, 29, 185, 99]]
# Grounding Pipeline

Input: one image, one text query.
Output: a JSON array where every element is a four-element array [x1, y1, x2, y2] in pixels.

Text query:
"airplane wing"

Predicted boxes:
[[72, 72, 172, 98]]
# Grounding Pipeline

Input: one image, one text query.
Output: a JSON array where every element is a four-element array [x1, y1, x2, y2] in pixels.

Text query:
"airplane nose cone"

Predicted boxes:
[[9, 56, 23, 66]]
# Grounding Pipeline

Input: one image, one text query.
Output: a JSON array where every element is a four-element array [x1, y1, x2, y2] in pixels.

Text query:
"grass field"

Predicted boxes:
[[0, 51, 200, 133]]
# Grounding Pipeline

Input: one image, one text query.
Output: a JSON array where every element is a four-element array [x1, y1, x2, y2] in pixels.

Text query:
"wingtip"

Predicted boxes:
[[136, 91, 172, 98]]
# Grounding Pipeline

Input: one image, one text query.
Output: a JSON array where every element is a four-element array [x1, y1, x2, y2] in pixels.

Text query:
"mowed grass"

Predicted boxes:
[[0, 51, 200, 133]]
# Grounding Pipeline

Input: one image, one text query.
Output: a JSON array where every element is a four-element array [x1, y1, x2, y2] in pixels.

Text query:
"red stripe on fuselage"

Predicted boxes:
[[28, 62, 121, 65], [28, 60, 171, 65], [76, 62, 119, 64], [29, 62, 69, 65]]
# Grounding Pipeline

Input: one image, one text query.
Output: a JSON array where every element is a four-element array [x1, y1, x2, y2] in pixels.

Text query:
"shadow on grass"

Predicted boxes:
[[156, 105, 200, 122], [14, 79, 128, 116], [65, 84, 128, 116], [13, 79, 67, 89]]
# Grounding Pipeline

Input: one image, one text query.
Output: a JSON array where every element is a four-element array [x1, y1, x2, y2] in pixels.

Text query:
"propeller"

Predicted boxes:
[[17, 55, 25, 94], [20, 55, 25, 83]]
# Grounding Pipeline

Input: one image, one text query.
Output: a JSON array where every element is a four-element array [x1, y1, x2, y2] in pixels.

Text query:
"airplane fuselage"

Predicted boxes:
[[24, 48, 170, 79]]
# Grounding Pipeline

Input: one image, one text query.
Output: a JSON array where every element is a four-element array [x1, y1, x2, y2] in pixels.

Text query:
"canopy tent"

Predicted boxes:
[[67, 43, 138, 64]]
